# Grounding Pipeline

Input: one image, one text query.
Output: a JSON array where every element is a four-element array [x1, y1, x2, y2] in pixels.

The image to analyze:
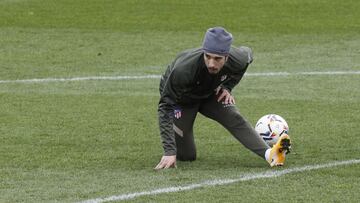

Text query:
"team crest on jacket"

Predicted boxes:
[[220, 75, 227, 81], [174, 108, 182, 119]]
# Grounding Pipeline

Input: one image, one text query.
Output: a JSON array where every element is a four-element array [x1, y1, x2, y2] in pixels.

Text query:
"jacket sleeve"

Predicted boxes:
[[158, 65, 190, 156], [221, 46, 253, 92], [158, 101, 177, 156], [220, 69, 247, 92]]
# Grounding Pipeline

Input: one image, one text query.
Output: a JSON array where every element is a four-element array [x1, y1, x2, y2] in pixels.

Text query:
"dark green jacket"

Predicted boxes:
[[159, 46, 253, 155]]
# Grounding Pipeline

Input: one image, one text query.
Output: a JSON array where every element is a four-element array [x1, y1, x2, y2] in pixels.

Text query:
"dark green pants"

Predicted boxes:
[[172, 95, 269, 161]]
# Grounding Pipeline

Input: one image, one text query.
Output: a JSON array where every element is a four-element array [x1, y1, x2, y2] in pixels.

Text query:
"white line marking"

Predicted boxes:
[[79, 159, 360, 203], [1, 71, 359, 84], [246, 71, 360, 76], [0, 75, 161, 84]]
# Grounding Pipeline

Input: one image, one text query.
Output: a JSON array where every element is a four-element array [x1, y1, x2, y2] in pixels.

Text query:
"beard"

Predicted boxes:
[[207, 67, 220, 74]]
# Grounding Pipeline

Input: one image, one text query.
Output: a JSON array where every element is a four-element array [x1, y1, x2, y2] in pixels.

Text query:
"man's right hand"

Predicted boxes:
[[215, 87, 235, 105], [154, 155, 177, 170]]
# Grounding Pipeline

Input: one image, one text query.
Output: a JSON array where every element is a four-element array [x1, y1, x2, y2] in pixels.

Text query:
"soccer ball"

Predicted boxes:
[[255, 114, 289, 147]]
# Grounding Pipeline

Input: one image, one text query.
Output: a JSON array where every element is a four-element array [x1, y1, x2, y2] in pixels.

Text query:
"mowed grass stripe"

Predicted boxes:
[[79, 159, 360, 203], [0, 70, 359, 84]]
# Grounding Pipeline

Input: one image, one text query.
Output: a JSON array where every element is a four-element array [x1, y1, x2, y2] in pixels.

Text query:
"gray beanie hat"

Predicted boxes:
[[202, 27, 233, 56]]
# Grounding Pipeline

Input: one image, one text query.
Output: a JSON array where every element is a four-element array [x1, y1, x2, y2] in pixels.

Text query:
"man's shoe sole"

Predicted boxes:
[[279, 138, 291, 154]]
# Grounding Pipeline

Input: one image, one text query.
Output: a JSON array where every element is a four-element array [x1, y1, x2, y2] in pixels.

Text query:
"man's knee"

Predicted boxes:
[[177, 152, 196, 161]]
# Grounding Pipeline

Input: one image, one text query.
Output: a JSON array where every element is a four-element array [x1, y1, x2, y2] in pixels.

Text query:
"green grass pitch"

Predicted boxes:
[[0, 0, 360, 202]]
